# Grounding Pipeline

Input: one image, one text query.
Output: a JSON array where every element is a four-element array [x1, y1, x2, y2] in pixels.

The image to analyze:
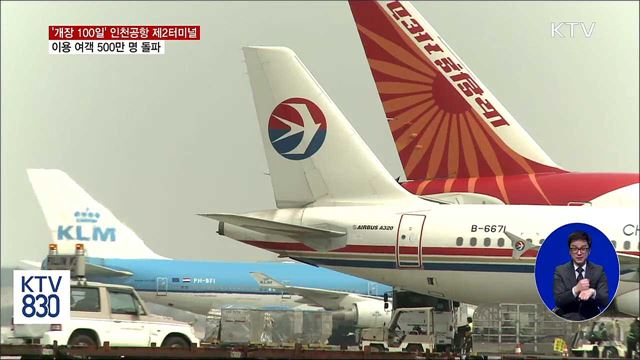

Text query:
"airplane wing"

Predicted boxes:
[[618, 253, 639, 263], [250, 272, 377, 311], [200, 213, 345, 238], [619, 253, 639, 282]]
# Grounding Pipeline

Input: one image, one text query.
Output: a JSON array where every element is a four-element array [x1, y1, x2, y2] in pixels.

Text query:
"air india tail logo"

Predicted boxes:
[[268, 98, 327, 160]]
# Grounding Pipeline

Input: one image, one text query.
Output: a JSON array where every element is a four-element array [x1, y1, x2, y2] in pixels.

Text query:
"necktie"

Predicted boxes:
[[576, 266, 584, 282]]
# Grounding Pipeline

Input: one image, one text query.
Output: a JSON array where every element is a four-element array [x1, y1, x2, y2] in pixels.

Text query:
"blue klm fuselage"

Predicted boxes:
[[86, 257, 392, 314]]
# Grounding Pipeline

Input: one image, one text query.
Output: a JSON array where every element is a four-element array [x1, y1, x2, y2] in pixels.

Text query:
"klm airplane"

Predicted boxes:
[[26, 169, 392, 328]]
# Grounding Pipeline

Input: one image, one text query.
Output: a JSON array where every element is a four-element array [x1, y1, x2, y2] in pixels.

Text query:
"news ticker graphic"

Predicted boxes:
[[13, 270, 70, 324], [48, 25, 200, 55], [49, 41, 165, 55]]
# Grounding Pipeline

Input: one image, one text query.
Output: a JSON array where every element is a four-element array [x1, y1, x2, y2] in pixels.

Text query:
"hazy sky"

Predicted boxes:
[[2, 2, 638, 268]]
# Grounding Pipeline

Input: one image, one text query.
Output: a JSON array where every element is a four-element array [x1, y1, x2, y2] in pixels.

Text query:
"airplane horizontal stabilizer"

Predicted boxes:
[[85, 263, 133, 277], [22, 258, 131, 277], [19, 260, 42, 269], [199, 213, 346, 238]]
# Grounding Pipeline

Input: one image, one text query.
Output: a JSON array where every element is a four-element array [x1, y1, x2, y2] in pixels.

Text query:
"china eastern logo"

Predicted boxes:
[[268, 98, 327, 160], [57, 209, 116, 242]]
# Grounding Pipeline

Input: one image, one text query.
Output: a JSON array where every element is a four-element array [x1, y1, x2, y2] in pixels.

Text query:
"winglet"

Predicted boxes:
[[505, 231, 539, 259], [250, 272, 286, 289]]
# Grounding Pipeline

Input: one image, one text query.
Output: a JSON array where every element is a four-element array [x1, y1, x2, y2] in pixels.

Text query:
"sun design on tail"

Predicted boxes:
[[354, 9, 556, 204]]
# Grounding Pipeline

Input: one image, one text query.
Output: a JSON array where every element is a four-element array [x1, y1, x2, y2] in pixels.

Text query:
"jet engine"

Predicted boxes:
[[352, 300, 391, 328]]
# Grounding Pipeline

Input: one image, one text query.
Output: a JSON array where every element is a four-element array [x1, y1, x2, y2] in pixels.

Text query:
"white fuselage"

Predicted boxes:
[[223, 202, 639, 306]]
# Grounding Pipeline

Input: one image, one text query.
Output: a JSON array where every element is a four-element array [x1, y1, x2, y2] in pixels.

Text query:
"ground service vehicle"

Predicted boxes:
[[571, 319, 628, 358], [13, 244, 199, 348], [393, 290, 474, 352], [360, 307, 435, 353]]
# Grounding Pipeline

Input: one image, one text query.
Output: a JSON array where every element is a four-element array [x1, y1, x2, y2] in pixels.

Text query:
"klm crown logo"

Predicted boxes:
[[75, 209, 100, 223], [57, 208, 116, 242]]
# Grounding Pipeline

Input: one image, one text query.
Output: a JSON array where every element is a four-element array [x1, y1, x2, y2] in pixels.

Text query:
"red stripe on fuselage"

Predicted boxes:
[[241, 240, 545, 258], [403, 172, 639, 205]]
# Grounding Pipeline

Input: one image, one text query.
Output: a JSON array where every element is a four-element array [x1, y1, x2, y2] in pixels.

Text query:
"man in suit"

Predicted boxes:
[[553, 230, 609, 321]]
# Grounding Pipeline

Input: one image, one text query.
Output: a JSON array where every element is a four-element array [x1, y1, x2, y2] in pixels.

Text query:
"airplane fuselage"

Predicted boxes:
[[222, 202, 639, 306], [87, 258, 392, 315]]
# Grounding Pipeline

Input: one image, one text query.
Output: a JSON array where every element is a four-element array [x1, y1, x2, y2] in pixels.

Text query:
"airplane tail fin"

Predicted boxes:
[[27, 169, 167, 259], [243, 46, 413, 208], [349, 1, 563, 181], [250, 272, 287, 289]]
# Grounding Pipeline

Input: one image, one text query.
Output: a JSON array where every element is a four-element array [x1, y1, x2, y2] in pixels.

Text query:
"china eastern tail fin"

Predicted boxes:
[[27, 169, 167, 259], [243, 46, 414, 208], [349, 0, 563, 182]]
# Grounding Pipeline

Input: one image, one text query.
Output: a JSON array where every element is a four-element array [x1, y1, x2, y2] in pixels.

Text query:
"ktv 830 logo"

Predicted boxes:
[[13, 270, 70, 324]]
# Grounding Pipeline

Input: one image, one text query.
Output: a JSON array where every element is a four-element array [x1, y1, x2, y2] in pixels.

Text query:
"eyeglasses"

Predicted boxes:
[[570, 246, 590, 253]]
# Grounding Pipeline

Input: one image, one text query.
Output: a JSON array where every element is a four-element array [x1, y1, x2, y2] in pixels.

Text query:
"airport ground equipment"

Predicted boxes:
[[570, 318, 629, 358], [393, 290, 475, 353], [472, 303, 576, 355], [203, 307, 332, 346], [471, 303, 635, 357], [360, 307, 435, 353], [11, 244, 199, 348], [0, 342, 439, 359]]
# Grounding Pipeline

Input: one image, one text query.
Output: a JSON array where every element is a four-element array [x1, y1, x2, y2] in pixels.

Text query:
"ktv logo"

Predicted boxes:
[[268, 98, 327, 160], [57, 208, 116, 242]]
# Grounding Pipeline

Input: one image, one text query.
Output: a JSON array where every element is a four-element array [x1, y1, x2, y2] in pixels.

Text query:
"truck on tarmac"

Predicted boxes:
[[11, 244, 200, 348], [359, 307, 435, 353], [571, 318, 628, 358], [393, 290, 474, 352]]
